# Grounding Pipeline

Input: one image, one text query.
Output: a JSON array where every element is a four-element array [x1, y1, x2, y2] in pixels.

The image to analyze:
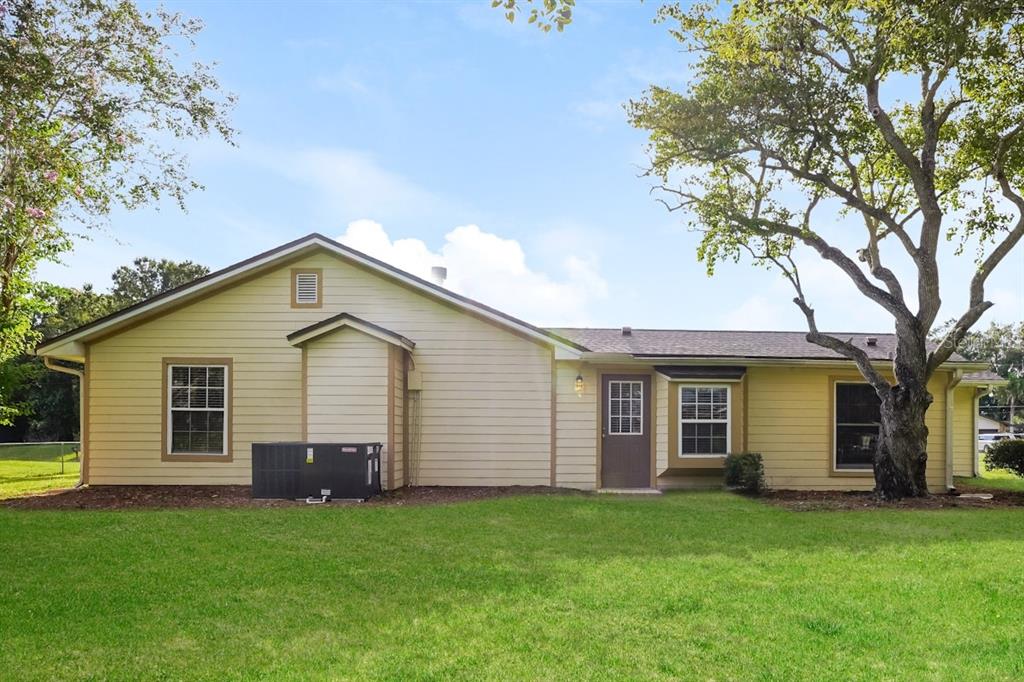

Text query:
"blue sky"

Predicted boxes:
[[38, 1, 1023, 331]]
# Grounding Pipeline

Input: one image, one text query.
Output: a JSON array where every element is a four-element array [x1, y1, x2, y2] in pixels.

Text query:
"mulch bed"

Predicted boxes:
[[762, 484, 1024, 511], [2, 484, 575, 510], [7, 482, 1023, 511]]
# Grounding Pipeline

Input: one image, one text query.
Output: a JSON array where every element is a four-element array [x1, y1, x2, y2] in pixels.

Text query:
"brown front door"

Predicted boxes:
[[601, 374, 652, 488]]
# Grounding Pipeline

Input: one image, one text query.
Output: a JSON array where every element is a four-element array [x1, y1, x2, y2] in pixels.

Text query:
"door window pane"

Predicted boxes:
[[608, 381, 644, 435]]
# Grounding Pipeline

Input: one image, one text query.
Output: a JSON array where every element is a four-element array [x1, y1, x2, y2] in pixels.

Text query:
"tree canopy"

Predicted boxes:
[[627, 1, 1024, 391], [1, 256, 209, 436], [0, 0, 233, 372], [109, 257, 209, 312]]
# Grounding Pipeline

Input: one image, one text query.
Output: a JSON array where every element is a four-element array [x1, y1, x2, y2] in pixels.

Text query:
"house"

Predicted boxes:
[[37, 233, 1004, 493], [978, 414, 1011, 434]]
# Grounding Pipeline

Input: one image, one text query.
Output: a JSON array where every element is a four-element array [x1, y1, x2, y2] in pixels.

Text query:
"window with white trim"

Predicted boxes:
[[608, 380, 643, 435], [294, 271, 319, 305], [834, 382, 879, 470], [679, 385, 729, 455], [168, 364, 228, 455]]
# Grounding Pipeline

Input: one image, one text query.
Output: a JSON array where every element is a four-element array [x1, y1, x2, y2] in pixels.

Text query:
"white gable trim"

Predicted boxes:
[[288, 315, 415, 353], [36, 234, 585, 359]]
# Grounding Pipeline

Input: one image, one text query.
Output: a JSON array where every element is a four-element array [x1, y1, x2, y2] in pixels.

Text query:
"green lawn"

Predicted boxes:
[[0, 443, 79, 499], [2, 492, 1024, 680], [956, 451, 1024, 493]]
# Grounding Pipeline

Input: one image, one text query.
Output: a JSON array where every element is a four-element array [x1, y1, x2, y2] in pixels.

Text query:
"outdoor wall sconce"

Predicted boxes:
[[575, 372, 585, 397]]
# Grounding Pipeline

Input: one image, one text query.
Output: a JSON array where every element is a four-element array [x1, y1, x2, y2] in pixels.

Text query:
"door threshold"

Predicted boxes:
[[597, 488, 662, 495]]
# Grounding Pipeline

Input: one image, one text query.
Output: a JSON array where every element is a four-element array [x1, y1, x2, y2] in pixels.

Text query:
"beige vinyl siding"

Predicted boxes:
[[746, 366, 949, 492], [952, 385, 976, 477], [553, 362, 597, 489], [87, 251, 552, 486], [655, 374, 668, 475], [391, 346, 406, 488], [305, 328, 390, 485]]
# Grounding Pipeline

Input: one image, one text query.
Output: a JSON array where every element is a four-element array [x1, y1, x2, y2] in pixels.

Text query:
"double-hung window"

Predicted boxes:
[[834, 382, 879, 471], [166, 362, 230, 457], [679, 385, 730, 456]]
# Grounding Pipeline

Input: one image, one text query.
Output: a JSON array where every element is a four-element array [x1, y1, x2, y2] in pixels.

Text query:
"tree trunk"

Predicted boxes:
[[873, 381, 933, 499]]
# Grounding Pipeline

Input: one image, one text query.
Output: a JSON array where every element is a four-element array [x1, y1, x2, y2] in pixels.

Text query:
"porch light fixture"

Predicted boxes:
[[575, 372, 585, 397]]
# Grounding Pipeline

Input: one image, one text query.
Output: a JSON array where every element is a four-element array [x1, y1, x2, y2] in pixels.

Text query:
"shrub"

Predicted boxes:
[[985, 439, 1024, 478], [724, 453, 765, 494]]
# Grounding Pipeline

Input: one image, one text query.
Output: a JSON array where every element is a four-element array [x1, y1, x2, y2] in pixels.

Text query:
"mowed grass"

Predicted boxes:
[[956, 449, 1024, 493], [3, 492, 1024, 680], [0, 443, 79, 499]]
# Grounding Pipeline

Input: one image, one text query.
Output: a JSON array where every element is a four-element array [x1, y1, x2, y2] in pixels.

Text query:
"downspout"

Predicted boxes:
[[972, 386, 988, 477], [944, 369, 964, 492], [42, 357, 86, 488]]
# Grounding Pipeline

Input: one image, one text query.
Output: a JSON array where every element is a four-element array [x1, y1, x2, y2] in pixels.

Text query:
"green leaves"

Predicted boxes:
[[493, 0, 573, 33], [0, 0, 234, 371], [629, 0, 1024, 330]]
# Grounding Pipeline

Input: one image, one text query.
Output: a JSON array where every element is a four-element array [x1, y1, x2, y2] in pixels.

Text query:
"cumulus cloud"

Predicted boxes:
[[338, 219, 607, 326]]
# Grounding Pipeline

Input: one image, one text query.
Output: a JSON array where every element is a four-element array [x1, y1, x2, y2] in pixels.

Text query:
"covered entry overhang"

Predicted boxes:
[[287, 313, 413, 490], [287, 312, 415, 352]]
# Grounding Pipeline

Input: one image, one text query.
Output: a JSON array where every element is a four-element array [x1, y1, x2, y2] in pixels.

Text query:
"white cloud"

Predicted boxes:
[[260, 147, 453, 225], [311, 66, 370, 95], [717, 255, 899, 332], [338, 219, 607, 326], [571, 47, 693, 131]]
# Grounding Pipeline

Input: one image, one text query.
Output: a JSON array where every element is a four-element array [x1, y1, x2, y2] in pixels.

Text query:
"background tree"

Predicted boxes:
[[109, 257, 209, 311], [0, 0, 234, 391], [0, 257, 208, 438], [504, 1, 1024, 498], [934, 321, 1024, 427]]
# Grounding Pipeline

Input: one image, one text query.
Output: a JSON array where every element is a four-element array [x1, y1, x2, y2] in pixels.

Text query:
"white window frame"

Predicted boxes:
[[167, 363, 229, 456], [833, 380, 877, 473], [607, 380, 644, 436], [678, 383, 731, 457]]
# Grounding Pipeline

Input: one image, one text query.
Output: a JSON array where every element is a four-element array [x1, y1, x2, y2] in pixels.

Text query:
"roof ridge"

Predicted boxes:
[[36, 233, 588, 355]]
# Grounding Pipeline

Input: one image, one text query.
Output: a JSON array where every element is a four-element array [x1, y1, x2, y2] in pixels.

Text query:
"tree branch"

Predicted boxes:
[[741, 240, 890, 391]]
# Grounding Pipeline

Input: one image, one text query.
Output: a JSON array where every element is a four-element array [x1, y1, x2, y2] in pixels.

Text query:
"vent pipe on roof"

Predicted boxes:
[[430, 266, 447, 286], [622, 326, 632, 336], [866, 337, 878, 346]]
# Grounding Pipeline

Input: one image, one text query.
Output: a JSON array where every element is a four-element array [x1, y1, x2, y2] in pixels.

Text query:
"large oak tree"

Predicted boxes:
[[506, 0, 1024, 498]]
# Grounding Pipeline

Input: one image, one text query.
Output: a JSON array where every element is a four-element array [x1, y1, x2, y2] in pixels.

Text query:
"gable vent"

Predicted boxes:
[[295, 272, 319, 305]]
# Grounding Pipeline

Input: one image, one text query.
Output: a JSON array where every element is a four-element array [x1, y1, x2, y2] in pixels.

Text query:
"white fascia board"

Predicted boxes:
[[36, 241, 320, 356], [289, 318, 414, 352], [36, 235, 583, 356]]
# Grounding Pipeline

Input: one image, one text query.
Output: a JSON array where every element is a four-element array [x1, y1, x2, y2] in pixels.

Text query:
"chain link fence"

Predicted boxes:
[[0, 441, 81, 478]]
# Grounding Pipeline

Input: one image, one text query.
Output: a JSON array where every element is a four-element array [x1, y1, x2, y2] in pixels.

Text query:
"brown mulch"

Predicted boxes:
[[2, 484, 576, 510], [762, 484, 1024, 511]]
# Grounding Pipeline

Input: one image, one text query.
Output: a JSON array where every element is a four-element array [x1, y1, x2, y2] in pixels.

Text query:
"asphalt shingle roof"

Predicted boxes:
[[546, 328, 973, 363]]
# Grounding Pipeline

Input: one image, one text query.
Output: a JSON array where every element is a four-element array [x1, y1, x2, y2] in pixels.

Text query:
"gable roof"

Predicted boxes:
[[287, 313, 415, 352], [549, 327, 983, 365], [963, 370, 1006, 384], [36, 233, 586, 360]]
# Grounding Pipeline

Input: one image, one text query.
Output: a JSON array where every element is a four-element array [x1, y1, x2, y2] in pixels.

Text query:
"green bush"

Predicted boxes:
[[724, 453, 765, 494], [985, 439, 1024, 478]]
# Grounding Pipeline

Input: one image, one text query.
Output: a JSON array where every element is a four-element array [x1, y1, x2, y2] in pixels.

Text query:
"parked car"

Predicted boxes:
[[978, 432, 1019, 452]]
